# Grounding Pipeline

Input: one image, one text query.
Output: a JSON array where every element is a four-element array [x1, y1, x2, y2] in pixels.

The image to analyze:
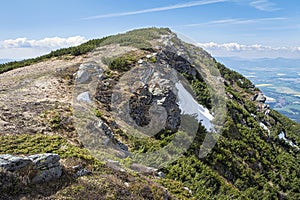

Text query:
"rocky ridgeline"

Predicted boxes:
[[0, 153, 62, 183]]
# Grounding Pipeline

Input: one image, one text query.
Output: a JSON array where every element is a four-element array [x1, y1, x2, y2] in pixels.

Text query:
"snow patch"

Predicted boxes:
[[259, 122, 270, 136], [278, 132, 298, 148], [175, 82, 214, 132]]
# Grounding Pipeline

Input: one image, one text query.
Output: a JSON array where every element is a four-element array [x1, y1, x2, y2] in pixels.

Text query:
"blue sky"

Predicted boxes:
[[1, 0, 300, 59]]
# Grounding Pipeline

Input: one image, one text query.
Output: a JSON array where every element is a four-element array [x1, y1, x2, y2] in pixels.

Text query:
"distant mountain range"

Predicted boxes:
[[217, 56, 300, 123]]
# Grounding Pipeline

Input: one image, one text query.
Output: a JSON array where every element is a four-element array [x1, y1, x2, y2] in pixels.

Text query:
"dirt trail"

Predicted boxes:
[[0, 57, 83, 135], [0, 45, 135, 135]]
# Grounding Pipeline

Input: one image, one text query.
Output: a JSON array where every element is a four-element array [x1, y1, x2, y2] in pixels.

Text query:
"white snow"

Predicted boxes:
[[259, 122, 270, 136], [175, 82, 214, 132], [278, 131, 298, 148]]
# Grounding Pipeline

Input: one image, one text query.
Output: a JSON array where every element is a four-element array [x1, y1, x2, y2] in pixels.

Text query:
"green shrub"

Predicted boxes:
[[108, 54, 137, 72]]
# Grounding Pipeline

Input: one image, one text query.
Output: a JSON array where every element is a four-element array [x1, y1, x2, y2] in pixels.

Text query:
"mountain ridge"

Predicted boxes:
[[0, 28, 299, 200]]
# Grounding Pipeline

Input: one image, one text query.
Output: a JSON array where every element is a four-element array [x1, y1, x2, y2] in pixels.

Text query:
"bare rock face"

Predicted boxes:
[[75, 62, 103, 84], [129, 84, 153, 127], [161, 90, 181, 132], [129, 84, 181, 133], [29, 153, 62, 183], [0, 168, 18, 193], [31, 165, 62, 183], [0, 154, 32, 172], [157, 50, 197, 77], [0, 153, 62, 183], [77, 91, 92, 103]]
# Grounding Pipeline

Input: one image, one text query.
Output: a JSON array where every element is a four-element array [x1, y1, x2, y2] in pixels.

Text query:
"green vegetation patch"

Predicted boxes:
[[101, 27, 171, 50], [155, 178, 196, 200], [108, 54, 138, 72], [164, 156, 242, 199], [0, 134, 103, 168]]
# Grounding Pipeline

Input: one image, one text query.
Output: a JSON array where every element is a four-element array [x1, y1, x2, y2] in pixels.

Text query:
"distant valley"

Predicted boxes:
[[218, 57, 300, 123]]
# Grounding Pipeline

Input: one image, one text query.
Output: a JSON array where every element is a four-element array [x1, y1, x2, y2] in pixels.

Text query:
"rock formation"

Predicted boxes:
[[0, 153, 62, 183]]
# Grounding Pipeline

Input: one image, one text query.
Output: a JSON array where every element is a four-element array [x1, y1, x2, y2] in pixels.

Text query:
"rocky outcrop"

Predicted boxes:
[[72, 165, 92, 178], [252, 93, 266, 103], [157, 50, 197, 77], [129, 84, 181, 132], [75, 62, 103, 84], [0, 153, 62, 183], [0, 167, 18, 194], [77, 91, 92, 103], [0, 154, 32, 172], [127, 50, 197, 133], [95, 79, 116, 106], [161, 90, 181, 132], [94, 48, 201, 136], [29, 154, 62, 183], [129, 84, 153, 126], [97, 120, 129, 152]]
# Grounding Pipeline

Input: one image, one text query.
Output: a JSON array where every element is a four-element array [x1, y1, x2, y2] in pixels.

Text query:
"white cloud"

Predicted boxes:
[[250, 0, 280, 11], [83, 0, 280, 20], [0, 36, 87, 60], [83, 0, 228, 20], [198, 42, 300, 58], [198, 42, 300, 52], [1, 36, 86, 49]]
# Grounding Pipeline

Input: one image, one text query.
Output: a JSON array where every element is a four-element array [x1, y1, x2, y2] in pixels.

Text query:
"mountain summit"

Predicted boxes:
[[0, 28, 299, 200]]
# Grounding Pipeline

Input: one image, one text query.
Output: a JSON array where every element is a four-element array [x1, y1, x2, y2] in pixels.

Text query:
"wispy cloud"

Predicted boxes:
[[249, 0, 280, 11], [218, 17, 286, 24], [83, 0, 228, 20], [83, 0, 280, 20], [1, 36, 86, 49], [198, 42, 300, 52], [179, 17, 286, 27]]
